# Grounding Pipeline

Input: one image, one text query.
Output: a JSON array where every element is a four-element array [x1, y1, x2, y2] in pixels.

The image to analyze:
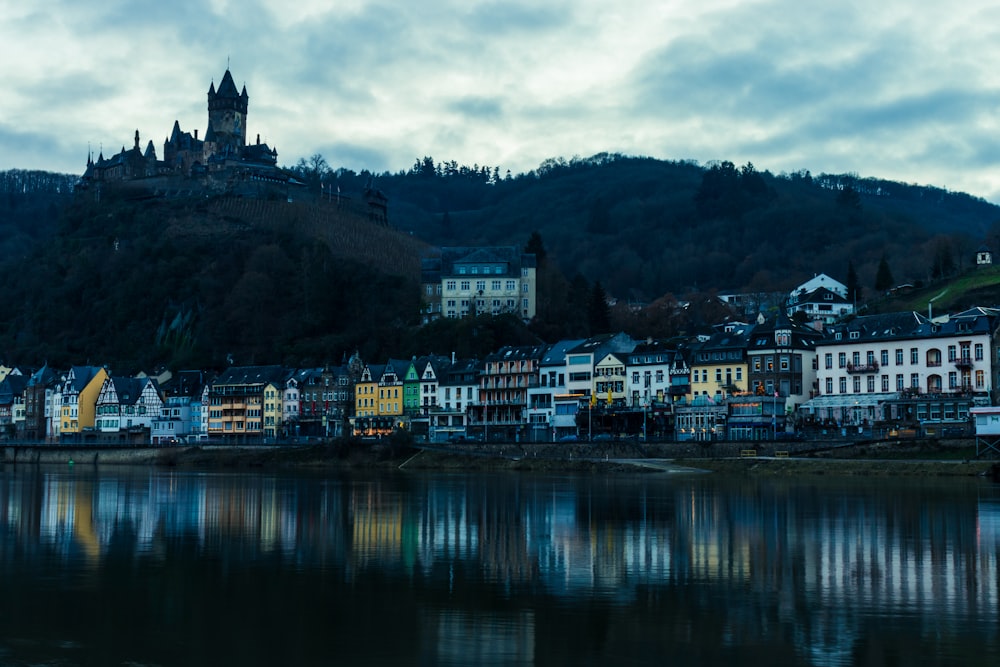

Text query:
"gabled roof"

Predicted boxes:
[[540, 339, 586, 367], [789, 285, 850, 306], [440, 359, 482, 386], [567, 332, 637, 359], [485, 344, 547, 363], [213, 365, 289, 387], [823, 311, 927, 343]]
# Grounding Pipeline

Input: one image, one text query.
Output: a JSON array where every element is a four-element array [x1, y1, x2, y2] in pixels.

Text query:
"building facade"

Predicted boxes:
[[421, 247, 537, 321]]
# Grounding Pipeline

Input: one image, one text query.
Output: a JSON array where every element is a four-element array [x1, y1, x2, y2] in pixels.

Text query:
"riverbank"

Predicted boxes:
[[4, 439, 998, 479]]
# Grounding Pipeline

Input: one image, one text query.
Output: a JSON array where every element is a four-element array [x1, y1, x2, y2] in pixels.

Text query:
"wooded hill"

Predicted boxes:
[[3, 155, 1000, 371]]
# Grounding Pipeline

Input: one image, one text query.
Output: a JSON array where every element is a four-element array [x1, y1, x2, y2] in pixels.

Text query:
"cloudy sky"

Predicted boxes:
[[4, 0, 1000, 201]]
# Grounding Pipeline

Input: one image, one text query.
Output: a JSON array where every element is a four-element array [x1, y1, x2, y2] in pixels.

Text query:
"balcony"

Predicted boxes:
[[954, 357, 974, 369], [846, 362, 879, 374]]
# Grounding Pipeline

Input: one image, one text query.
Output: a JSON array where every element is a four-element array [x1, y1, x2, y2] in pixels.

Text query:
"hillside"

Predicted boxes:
[[345, 155, 1000, 303], [867, 265, 1000, 317], [0, 186, 429, 370], [4, 156, 1000, 370]]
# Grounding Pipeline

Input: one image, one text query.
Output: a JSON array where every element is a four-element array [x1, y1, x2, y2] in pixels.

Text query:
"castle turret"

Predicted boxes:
[[206, 69, 248, 158]]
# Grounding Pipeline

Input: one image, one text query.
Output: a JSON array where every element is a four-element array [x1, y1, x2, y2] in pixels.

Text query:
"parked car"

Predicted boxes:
[[591, 433, 613, 442], [557, 434, 578, 442]]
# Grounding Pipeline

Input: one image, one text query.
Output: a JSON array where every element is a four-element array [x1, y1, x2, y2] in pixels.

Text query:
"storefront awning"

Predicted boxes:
[[799, 393, 899, 413]]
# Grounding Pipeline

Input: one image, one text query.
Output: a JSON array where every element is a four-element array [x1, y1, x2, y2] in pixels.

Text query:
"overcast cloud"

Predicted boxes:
[[3, 0, 1000, 201]]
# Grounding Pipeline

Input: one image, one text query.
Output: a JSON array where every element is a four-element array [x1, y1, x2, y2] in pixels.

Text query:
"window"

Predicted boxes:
[[896, 349, 903, 365], [522, 284, 529, 293], [507, 280, 516, 291], [839, 378, 847, 393], [866, 351, 875, 366], [735, 368, 742, 381], [460, 280, 470, 290], [491, 280, 501, 291], [948, 345, 957, 362], [852, 351, 860, 366], [896, 374, 904, 390], [911, 373, 920, 388], [853, 377, 861, 392], [867, 376, 875, 392], [880, 350, 888, 366], [838, 353, 846, 368], [976, 343, 984, 361], [910, 348, 918, 364], [476, 280, 486, 292], [826, 378, 833, 394], [825, 353, 833, 369], [976, 370, 985, 389], [632, 372, 639, 384], [715, 369, 722, 382], [881, 375, 889, 391]]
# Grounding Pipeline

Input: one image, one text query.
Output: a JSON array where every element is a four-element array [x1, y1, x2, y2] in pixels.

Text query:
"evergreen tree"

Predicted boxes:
[[524, 230, 547, 266], [588, 281, 612, 334], [846, 261, 862, 304], [874, 252, 894, 292]]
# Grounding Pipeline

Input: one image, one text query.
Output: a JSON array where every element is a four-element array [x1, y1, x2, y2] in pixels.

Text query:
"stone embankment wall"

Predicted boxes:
[[420, 437, 977, 460], [2, 446, 189, 465]]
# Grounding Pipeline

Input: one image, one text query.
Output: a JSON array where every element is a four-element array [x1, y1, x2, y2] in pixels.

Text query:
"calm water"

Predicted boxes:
[[0, 465, 997, 666]]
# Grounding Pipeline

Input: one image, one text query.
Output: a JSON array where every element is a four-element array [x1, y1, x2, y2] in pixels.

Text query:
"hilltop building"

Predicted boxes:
[[80, 68, 290, 198], [421, 247, 537, 322], [787, 273, 854, 324]]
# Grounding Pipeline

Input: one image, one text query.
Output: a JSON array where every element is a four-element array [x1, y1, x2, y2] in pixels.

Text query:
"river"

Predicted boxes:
[[0, 465, 997, 666]]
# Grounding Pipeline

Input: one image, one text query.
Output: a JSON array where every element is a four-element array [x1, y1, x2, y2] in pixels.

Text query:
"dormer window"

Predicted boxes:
[[824, 293, 833, 300], [835, 332, 842, 340], [849, 331, 860, 339]]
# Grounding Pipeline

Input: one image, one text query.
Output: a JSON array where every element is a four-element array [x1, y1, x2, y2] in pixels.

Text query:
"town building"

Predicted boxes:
[[207, 365, 288, 442], [803, 308, 1000, 432], [429, 358, 481, 442], [689, 323, 754, 401], [787, 273, 853, 324], [477, 345, 546, 441], [95, 376, 164, 440], [421, 247, 537, 322], [59, 366, 109, 440], [527, 339, 584, 441]]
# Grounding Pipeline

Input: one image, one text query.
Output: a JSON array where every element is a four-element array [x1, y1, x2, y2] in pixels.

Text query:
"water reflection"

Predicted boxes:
[[0, 467, 997, 666]]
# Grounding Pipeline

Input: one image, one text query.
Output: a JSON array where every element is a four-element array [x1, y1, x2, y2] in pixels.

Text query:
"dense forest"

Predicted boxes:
[[2, 155, 1000, 371]]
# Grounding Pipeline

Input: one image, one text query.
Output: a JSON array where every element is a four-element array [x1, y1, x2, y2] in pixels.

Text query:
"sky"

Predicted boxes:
[[4, 0, 1000, 201]]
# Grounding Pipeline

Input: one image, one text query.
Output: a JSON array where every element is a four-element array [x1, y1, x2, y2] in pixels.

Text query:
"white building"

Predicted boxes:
[[527, 339, 584, 441], [804, 308, 1000, 429], [421, 246, 537, 321]]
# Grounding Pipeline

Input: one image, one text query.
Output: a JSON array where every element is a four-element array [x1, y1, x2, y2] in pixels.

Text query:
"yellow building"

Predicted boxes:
[[594, 353, 628, 406], [688, 325, 752, 401], [60, 366, 109, 435], [353, 362, 405, 436], [262, 382, 283, 439]]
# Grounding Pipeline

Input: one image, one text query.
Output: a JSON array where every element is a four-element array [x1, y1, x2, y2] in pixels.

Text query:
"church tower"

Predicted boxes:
[[205, 69, 248, 158]]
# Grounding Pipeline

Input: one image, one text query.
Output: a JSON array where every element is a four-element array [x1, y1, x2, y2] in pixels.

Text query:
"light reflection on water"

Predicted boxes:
[[0, 467, 997, 666]]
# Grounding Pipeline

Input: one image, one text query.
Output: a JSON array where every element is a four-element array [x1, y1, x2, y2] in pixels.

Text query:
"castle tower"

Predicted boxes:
[[206, 69, 248, 158]]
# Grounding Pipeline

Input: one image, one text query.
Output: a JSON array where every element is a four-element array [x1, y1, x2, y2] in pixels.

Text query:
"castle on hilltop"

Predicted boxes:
[[80, 68, 290, 198]]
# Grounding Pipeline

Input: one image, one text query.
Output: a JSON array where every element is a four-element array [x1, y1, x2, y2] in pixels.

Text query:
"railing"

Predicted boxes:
[[846, 362, 879, 373]]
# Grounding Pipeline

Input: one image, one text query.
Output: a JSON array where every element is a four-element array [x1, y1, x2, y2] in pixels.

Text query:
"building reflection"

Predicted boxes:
[[0, 469, 997, 664]]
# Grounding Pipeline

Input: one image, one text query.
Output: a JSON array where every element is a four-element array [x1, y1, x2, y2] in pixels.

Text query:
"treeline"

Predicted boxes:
[[312, 153, 1000, 306]]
